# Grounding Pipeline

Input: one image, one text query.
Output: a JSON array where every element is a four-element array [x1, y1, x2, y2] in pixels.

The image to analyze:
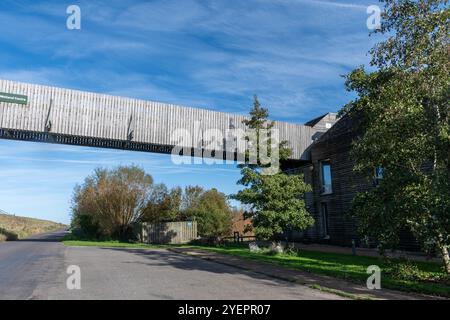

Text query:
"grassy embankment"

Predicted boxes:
[[0, 213, 66, 241], [62, 237, 450, 298]]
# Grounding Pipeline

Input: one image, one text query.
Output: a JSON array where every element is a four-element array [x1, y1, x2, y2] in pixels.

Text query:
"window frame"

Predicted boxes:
[[319, 159, 333, 195], [373, 166, 384, 186]]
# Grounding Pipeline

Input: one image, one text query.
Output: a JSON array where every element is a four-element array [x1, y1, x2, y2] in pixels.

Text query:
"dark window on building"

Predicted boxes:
[[321, 203, 329, 238], [374, 166, 384, 186], [320, 160, 332, 194]]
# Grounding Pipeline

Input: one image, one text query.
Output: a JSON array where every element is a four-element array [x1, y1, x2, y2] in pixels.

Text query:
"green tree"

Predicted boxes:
[[182, 186, 205, 214], [187, 188, 233, 240], [143, 185, 182, 223], [342, 0, 450, 272], [232, 96, 314, 241], [242, 96, 292, 168]]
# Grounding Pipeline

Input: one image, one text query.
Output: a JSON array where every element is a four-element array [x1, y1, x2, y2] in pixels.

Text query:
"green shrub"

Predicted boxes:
[[385, 258, 429, 281], [71, 214, 102, 240], [0, 227, 18, 241], [283, 246, 301, 257]]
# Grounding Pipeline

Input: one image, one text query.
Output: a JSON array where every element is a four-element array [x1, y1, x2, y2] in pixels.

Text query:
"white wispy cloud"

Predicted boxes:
[[0, 0, 373, 122], [277, 0, 368, 9]]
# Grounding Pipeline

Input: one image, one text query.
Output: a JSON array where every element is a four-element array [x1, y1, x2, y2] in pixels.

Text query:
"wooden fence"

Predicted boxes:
[[139, 221, 198, 244]]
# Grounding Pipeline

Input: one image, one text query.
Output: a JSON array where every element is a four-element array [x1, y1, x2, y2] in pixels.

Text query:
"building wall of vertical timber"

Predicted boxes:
[[0, 79, 315, 160]]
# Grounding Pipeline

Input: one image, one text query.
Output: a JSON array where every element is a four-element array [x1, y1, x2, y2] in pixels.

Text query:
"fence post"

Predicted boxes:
[[352, 239, 357, 256]]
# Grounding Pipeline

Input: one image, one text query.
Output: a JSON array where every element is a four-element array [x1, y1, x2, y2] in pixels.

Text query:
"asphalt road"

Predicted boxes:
[[0, 232, 343, 300], [0, 231, 67, 300]]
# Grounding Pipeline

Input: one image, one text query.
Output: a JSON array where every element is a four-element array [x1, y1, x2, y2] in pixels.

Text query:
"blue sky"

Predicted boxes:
[[0, 0, 379, 224]]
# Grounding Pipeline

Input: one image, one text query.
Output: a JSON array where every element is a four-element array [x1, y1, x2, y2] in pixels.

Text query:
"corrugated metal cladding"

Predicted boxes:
[[0, 79, 316, 160]]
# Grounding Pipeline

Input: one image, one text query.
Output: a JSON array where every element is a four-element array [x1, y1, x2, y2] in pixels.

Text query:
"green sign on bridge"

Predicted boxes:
[[0, 92, 28, 105]]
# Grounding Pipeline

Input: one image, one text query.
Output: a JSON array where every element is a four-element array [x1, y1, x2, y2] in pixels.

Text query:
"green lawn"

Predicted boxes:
[[186, 244, 450, 298], [62, 234, 167, 249]]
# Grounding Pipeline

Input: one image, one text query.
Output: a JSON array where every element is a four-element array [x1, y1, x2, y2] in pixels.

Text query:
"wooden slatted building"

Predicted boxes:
[[0, 79, 315, 161]]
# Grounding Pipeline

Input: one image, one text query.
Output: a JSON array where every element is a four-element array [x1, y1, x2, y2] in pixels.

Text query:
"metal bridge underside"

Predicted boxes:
[[0, 128, 308, 168], [0, 128, 241, 161]]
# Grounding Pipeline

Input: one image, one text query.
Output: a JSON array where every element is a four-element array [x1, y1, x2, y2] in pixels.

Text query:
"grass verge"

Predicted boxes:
[[63, 240, 166, 249], [185, 244, 450, 298], [63, 234, 167, 249]]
